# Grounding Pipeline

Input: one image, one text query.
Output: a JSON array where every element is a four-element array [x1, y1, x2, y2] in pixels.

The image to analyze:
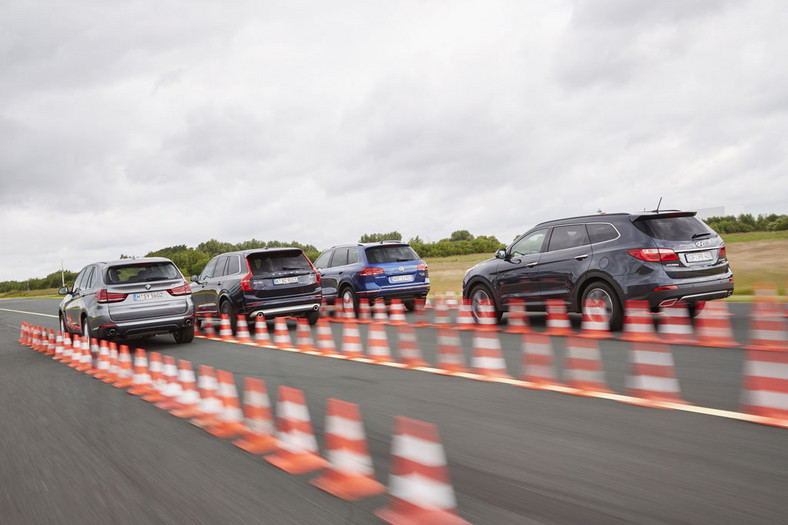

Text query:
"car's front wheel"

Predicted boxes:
[[469, 284, 501, 324], [173, 325, 195, 344], [220, 300, 237, 334], [59, 314, 70, 335], [581, 281, 623, 332], [340, 286, 358, 316]]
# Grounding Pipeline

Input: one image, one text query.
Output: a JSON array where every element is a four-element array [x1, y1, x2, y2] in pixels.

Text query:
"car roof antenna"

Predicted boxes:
[[655, 197, 662, 213]]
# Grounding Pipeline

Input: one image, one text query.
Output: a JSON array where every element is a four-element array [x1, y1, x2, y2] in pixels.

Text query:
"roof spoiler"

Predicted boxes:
[[631, 210, 697, 221]]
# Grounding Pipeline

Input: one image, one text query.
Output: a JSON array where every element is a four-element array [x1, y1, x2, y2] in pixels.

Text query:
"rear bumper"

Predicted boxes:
[[640, 276, 735, 308], [242, 293, 322, 319], [99, 315, 194, 339], [357, 284, 430, 303], [247, 302, 321, 318]]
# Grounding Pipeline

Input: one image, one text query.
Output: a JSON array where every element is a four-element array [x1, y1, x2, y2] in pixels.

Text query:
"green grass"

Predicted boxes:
[[0, 288, 59, 299], [721, 231, 788, 243]]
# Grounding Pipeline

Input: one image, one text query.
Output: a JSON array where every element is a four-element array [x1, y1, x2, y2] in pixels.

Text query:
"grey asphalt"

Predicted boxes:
[[1, 298, 786, 524]]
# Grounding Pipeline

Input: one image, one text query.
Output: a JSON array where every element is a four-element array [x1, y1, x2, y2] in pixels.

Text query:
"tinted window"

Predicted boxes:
[[314, 251, 332, 269], [73, 267, 88, 290], [212, 256, 229, 278], [331, 248, 348, 267], [365, 245, 419, 264], [226, 256, 241, 275], [106, 262, 180, 284], [634, 216, 712, 241], [247, 250, 310, 275], [200, 258, 218, 281], [587, 223, 619, 244], [548, 225, 590, 251], [348, 248, 359, 265], [85, 267, 97, 289], [510, 229, 548, 256]]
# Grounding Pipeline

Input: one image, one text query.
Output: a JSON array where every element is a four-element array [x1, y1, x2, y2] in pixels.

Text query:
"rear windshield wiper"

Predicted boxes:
[[145, 276, 169, 282], [281, 266, 306, 270], [691, 232, 711, 239]]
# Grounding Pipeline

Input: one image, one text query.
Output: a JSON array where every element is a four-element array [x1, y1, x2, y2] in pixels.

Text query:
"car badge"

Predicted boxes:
[[399, 266, 404, 271], [695, 241, 706, 248], [145, 284, 151, 290]]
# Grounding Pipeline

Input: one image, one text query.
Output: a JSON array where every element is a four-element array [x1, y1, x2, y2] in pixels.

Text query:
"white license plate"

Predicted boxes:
[[133, 292, 163, 301], [390, 275, 414, 283], [686, 251, 713, 263], [273, 276, 299, 285]]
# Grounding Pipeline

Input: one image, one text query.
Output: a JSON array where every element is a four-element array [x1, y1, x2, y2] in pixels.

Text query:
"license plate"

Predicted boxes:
[[273, 276, 299, 285], [686, 251, 713, 263], [390, 275, 414, 283], [133, 292, 163, 301]]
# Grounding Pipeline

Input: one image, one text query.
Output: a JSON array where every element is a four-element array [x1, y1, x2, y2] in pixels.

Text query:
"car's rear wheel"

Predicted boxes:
[[306, 309, 320, 325], [581, 281, 623, 331], [340, 286, 358, 316], [404, 300, 416, 312], [469, 284, 501, 323], [173, 325, 195, 344], [220, 300, 236, 334]]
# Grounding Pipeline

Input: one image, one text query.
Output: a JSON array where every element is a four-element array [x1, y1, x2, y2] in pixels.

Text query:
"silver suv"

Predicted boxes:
[[58, 257, 195, 343]]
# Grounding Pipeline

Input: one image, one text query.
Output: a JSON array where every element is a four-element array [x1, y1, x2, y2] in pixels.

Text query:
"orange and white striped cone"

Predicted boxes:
[[315, 318, 339, 356], [503, 299, 529, 334], [218, 314, 235, 342], [343, 296, 357, 321], [60, 333, 73, 363], [433, 295, 451, 328], [28, 325, 39, 350], [741, 349, 788, 427], [620, 300, 658, 342], [127, 348, 154, 395], [235, 315, 253, 344], [388, 299, 407, 326], [191, 365, 223, 429], [53, 331, 64, 361], [341, 322, 364, 359], [101, 342, 120, 384], [657, 302, 696, 344], [476, 299, 498, 331], [45, 330, 56, 356], [273, 317, 293, 349], [520, 333, 560, 387], [201, 316, 217, 339], [372, 299, 388, 322], [436, 328, 467, 374], [375, 416, 468, 525], [265, 385, 328, 474], [112, 345, 134, 388], [310, 399, 385, 501], [366, 323, 393, 363], [695, 301, 739, 347], [232, 376, 276, 454], [471, 329, 512, 380], [397, 324, 428, 368], [154, 355, 183, 410], [357, 298, 372, 324], [75, 337, 94, 372], [545, 299, 573, 336], [455, 299, 477, 331], [578, 299, 612, 339], [445, 291, 460, 310], [295, 318, 316, 353], [745, 315, 788, 351], [625, 341, 684, 406], [254, 315, 272, 347], [751, 283, 781, 318], [170, 360, 202, 418], [84, 338, 100, 374], [18, 322, 28, 346], [68, 335, 83, 368], [332, 297, 345, 324], [92, 340, 110, 379], [205, 370, 247, 438], [320, 296, 333, 320], [142, 352, 166, 403], [563, 336, 610, 395], [413, 298, 429, 327]]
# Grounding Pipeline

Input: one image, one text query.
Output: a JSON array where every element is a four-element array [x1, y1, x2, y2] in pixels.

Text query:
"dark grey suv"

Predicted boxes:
[[462, 211, 734, 330]]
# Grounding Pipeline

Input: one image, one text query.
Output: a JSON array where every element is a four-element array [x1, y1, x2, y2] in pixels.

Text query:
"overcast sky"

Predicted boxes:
[[2, 0, 786, 281]]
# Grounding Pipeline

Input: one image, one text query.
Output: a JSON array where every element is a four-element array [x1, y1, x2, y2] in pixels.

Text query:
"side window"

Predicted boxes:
[[587, 223, 619, 244], [213, 256, 229, 278], [84, 267, 97, 290], [200, 258, 219, 281], [347, 248, 359, 265], [225, 255, 240, 276], [547, 225, 590, 251], [331, 248, 348, 267], [314, 251, 332, 269], [510, 229, 548, 256], [73, 268, 88, 291]]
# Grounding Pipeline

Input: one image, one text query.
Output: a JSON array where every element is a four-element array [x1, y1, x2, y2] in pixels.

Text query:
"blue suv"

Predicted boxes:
[[314, 241, 430, 313]]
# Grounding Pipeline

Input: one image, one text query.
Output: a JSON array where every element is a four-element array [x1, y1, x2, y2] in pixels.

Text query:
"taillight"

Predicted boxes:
[[719, 246, 727, 259], [96, 289, 127, 303], [305, 256, 320, 284], [240, 271, 253, 292], [360, 266, 385, 277], [653, 285, 678, 292], [167, 282, 192, 296], [627, 248, 679, 262], [417, 263, 428, 272]]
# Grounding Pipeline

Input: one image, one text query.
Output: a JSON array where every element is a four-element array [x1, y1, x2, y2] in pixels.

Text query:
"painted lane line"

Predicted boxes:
[[0, 307, 58, 319]]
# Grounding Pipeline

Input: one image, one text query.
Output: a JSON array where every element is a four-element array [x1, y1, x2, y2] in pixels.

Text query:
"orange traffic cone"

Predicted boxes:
[[205, 370, 247, 438], [746, 314, 788, 351], [396, 324, 428, 368], [503, 299, 529, 334], [695, 301, 739, 347], [563, 337, 610, 395], [93, 340, 110, 379], [295, 318, 316, 352], [254, 315, 272, 347], [366, 323, 393, 363], [375, 416, 468, 524], [75, 336, 94, 372], [127, 348, 153, 395], [101, 342, 119, 384], [520, 333, 560, 387], [357, 298, 372, 324], [112, 345, 134, 388], [578, 299, 612, 339], [141, 352, 166, 403], [455, 299, 477, 331], [626, 341, 684, 406], [388, 299, 406, 326], [315, 318, 338, 356], [60, 333, 73, 363], [218, 314, 235, 342], [154, 355, 183, 410], [69, 335, 83, 368], [265, 385, 328, 474], [232, 377, 276, 454], [235, 315, 253, 344], [170, 360, 202, 418], [372, 299, 388, 322], [413, 298, 430, 327], [476, 299, 498, 331], [657, 302, 696, 345], [191, 365, 223, 429], [471, 329, 512, 380], [53, 331, 64, 361], [332, 297, 346, 323], [545, 299, 573, 336], [273, 317, 293, 349], [18, 322, 28, 345], [341, 322, 364, 359], [433, 295, 451, 328], [436, 328, 467, 374], [201, 317, 217, 339], [741, 349, 788, 427], [45, 330, 56, 356], [620, 300, 658, 342], [310, 399, 385, 501]]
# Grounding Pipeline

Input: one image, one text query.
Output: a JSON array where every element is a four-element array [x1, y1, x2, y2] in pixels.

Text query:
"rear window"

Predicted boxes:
[[365, 245, 419, 264], [247, 251, 310, 275], [587, 223, 619, 244], [107, 262, 180, 284], [634, 216, 713, 241]]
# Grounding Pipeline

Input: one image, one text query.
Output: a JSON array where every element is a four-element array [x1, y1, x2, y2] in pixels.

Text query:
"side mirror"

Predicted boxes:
[[495, 249, 507, 260], [191, 275, 200, 283], [57, 286, 70, 295]]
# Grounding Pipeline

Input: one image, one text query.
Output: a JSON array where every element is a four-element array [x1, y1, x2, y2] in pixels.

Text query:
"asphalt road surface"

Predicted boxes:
[[1, 298, 786, 524]]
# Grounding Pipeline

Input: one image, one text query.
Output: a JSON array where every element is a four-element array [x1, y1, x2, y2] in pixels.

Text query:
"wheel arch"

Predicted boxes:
[[574, 272, 624, 312], [464, 277, 501, 311]]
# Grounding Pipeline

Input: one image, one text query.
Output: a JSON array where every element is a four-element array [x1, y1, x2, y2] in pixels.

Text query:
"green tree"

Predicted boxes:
[[359, 232, 402, 243]]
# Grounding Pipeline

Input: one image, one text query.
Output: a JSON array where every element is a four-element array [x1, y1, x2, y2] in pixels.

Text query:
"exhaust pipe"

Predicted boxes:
[[312, 304, 319, 311], [107, 328, 117, 336], [185, 318, 192, 327]]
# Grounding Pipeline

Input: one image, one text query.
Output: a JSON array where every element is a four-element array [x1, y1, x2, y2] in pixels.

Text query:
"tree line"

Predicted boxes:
[[703, 213, 788, 234]]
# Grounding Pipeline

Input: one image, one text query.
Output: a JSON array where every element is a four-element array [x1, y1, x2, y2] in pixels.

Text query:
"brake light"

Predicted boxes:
[[627, 248, 679, 262], [360, 267, 385, 277], [167, 282, 192, 296], [96, 289, 127, 303], [240, 271, 253, 292], [719, 246, 727, 258], [417, 263, 428, 272], [303, 256, 320, 284]]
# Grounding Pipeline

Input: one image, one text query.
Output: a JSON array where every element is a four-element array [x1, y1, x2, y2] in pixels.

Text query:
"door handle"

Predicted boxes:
[[525, 262, 538, 268], [217, 282, 222, 287], [574, 254, 589, 261]]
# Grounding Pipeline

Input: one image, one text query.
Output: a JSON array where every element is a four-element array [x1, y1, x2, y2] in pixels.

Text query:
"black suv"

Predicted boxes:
[[190, 248, 322, 329], [462, 211, 734, 330]]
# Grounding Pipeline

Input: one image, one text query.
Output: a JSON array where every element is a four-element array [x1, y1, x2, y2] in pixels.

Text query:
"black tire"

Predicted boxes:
[[581, 281, 623, 332], [173, 325, 195, 344], [220, 300, 237, 334], [469, 284, 502, 323], [59, 314, 70, 335], [339, 286, 358, 316], [687, 301, 706, 318], [306, 309, 320, 325], [81, 316, 92, 340], [404, 300, 416, 312]]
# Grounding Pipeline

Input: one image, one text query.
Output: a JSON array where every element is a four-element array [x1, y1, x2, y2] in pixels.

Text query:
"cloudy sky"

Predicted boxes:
[[2, 0, 786, 281]]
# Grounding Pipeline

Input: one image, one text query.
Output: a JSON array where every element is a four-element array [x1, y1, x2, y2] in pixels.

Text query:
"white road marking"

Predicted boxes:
[[0, 307, 58, 318]]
